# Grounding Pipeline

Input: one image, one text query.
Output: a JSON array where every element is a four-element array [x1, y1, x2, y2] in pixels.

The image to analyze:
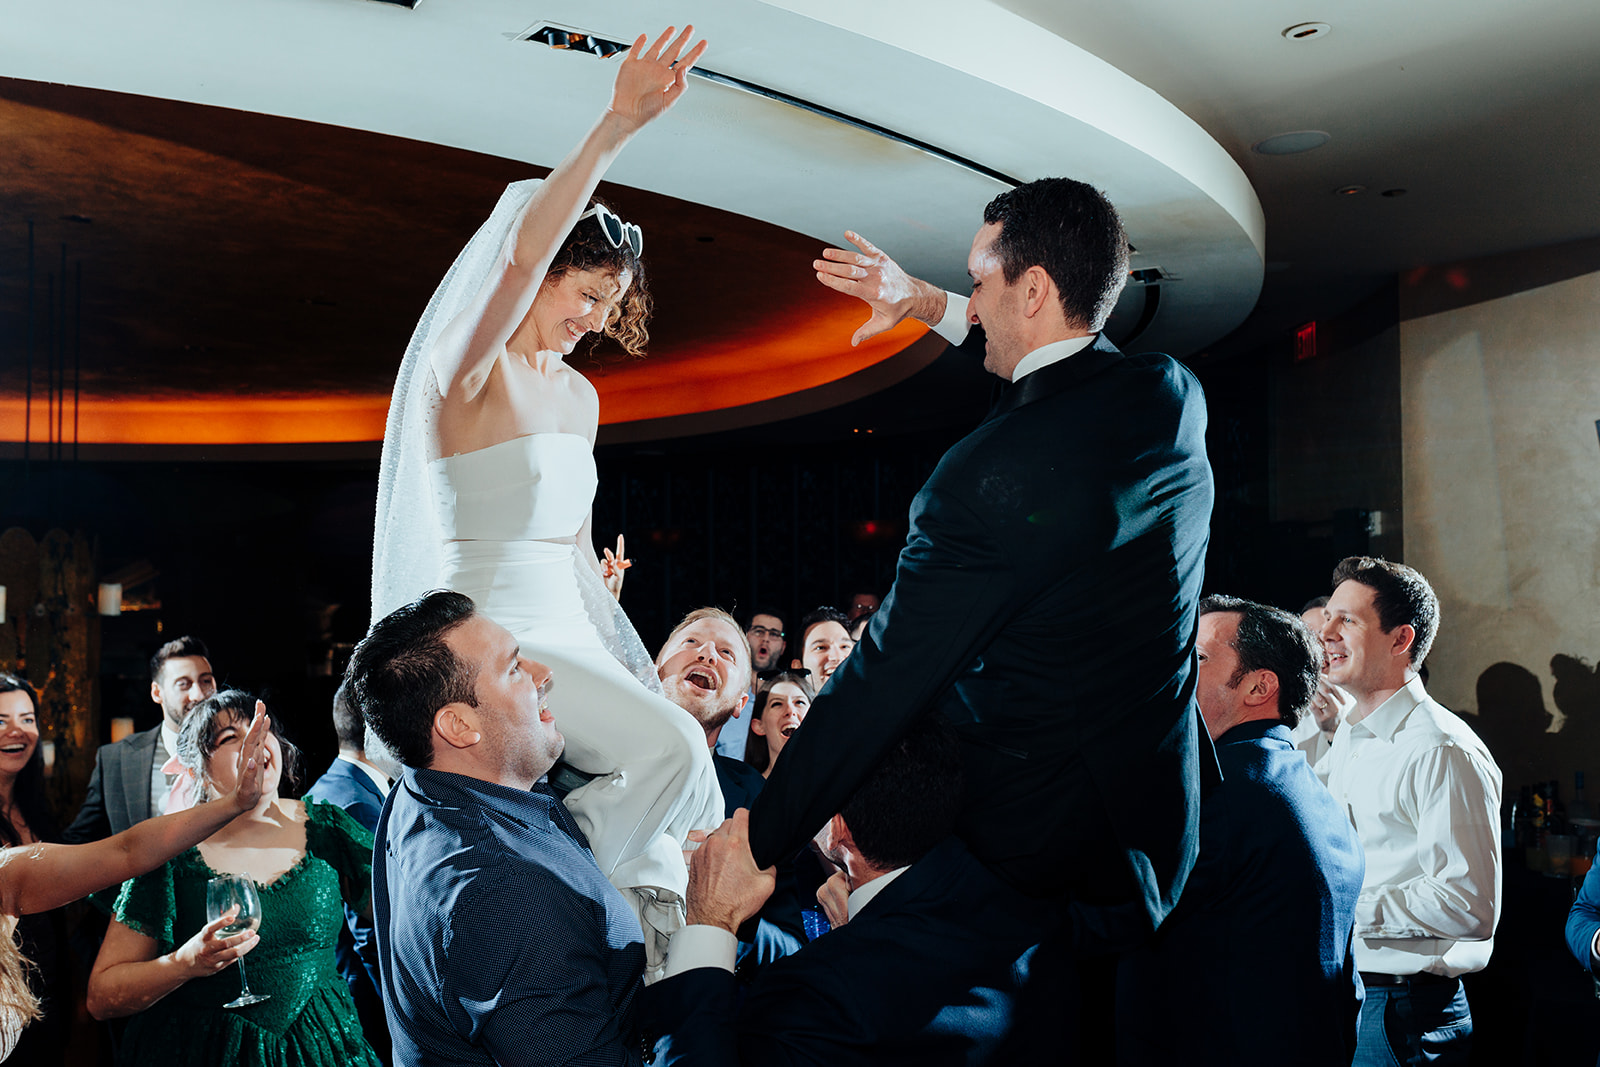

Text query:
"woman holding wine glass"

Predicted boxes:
[[87, 691, 380, 1067]]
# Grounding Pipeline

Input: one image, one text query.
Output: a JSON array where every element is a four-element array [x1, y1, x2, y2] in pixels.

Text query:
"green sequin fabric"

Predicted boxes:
[[111, 801, 382, 1067]]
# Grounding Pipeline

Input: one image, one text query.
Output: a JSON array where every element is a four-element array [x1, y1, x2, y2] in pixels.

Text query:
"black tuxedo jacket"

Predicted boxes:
[[750, 332, 1214, 931], [644, 838, 1039, 1066], [63, 726, 162, 843]]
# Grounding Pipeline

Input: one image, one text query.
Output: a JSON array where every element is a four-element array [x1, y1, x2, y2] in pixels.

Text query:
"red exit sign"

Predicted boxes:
[[1294, 321, 1318, 361]]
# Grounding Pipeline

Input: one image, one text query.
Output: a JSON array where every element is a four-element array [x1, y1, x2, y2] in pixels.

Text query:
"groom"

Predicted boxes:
[[749, 179, 1216, 1015]]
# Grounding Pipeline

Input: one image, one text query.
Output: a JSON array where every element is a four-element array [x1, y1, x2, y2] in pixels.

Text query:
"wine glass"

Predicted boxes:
[[205, 875, 271, 1009]]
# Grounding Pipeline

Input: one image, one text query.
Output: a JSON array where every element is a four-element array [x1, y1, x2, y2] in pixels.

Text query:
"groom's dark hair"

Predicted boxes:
[[982, 177, 1129, 334], [347, 590, 479, 769]]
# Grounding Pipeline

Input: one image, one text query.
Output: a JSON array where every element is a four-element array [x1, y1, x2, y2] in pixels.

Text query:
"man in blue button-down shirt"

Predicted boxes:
[[349, 590, 647, 1066]]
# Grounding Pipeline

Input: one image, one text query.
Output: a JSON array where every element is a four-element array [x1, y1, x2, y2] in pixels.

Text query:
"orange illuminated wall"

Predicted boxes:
[[0, 318, 928, 446]]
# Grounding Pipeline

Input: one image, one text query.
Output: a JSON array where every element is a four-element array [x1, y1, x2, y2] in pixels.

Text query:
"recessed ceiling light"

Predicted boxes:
[[1252, 131, 1331, 155], [1283, 22, 1331, 41], [1334, 185, 1366, 196], [1381, 188, 1408, 198]]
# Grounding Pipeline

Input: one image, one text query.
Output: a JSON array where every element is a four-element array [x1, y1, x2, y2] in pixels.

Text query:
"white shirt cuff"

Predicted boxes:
[[661, 924, 738, 980], [1590, 927, 1600, 971], [931, 292, 970, 346]]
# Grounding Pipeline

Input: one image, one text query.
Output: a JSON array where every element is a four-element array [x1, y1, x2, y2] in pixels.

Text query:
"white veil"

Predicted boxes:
[[370, 179, 662, 697]]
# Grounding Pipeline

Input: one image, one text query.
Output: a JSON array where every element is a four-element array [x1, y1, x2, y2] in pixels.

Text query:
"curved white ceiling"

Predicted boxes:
[[2, 0, 1264, 357]]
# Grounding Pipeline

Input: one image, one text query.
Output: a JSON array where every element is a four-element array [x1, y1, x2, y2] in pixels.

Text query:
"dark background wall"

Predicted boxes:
[[0, 292, 1417, 788]]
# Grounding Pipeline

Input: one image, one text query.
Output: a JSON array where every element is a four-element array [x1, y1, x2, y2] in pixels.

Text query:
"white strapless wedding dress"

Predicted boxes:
[[428, 433, 721, 962]]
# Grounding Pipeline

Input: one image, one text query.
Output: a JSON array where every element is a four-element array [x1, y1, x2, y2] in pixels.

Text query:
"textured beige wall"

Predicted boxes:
[[1401, 269, 1600, 795]]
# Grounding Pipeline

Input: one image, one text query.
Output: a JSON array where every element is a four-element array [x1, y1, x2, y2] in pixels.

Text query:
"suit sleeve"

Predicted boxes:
[[749, 480, 1019, 867], [642, 968, 742, 1067], [62, 747, 112, 844], [1567, 865, 1600, 974], [646, 956, 886, 1067]]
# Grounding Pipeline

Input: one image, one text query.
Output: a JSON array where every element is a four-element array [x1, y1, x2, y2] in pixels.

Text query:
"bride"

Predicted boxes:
[[371, 26, 720, 970]]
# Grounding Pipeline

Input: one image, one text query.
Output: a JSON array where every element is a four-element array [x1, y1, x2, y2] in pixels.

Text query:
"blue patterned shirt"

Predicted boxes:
[[373, 767, 645, 1065]]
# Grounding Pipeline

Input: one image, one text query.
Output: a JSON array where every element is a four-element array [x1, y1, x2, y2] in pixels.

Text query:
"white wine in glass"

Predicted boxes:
[[205, 875, 271, 1009]]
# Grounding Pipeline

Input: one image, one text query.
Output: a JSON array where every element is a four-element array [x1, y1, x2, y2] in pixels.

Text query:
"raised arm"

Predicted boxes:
[[431, 26, 708, 401], [813, 232, 949, 347], [0, 707, 271, 918]]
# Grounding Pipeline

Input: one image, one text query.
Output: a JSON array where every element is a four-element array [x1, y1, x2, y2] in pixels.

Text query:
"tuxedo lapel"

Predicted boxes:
[[984, 333, 1124, 423]]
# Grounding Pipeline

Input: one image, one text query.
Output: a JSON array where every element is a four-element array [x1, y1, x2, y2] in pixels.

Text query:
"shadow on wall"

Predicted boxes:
[[1474, 656, 1600, 793]]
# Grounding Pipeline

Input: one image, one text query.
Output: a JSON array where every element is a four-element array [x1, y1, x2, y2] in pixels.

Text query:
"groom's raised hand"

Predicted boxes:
[[814, 231, 948, 347]]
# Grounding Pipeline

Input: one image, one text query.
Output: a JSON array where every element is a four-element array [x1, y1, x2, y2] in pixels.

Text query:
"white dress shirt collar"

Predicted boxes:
[[928, 292, 1098, 382], [847, 865, 910, 920], [1009, 334, 1096, 383], [1352, 675, 1428, 743]]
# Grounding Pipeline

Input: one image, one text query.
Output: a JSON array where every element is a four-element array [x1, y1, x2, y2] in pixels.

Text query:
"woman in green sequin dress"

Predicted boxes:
[[87, 692, 380, 1067]]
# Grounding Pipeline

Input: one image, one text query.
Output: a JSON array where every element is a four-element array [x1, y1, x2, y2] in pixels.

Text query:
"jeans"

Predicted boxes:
[[1353, 978, 1472, 1066]]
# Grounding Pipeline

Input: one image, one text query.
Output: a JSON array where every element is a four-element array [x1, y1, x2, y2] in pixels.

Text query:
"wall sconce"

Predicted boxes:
[[40, 741, 55, 778], [0, 585, 6, 621], [110, 717, 135, 743], [98, 582, 122, 616]]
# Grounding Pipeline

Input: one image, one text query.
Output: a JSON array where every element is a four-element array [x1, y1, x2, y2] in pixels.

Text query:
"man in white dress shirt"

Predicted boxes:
[[1320, 557, 1502, 1067]]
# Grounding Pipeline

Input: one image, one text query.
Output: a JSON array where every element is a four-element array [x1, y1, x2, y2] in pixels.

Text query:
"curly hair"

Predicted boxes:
[[549, 197, 653, 358]]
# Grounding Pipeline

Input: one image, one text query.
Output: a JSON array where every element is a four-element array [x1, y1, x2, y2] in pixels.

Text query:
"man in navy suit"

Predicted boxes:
[[646, 714, 1039, 1066], [1117, 595, 1366, 1065], [751, 181, 1214, 971], [304, 679, 391, 1062]]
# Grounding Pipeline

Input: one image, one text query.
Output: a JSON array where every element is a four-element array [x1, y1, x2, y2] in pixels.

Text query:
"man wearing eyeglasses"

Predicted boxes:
[[717, 609, 787, 761]]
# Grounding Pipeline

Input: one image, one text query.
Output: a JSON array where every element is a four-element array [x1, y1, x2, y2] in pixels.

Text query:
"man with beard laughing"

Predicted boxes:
[[655, 608, 760, 817]]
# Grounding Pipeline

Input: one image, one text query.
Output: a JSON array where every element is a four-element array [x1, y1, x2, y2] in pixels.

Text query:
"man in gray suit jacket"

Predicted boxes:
[[64, 636, 215, 842]]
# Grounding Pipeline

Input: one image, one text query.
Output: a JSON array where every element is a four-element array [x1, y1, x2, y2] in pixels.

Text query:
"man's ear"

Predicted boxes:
[[433, 704, 482, 751], [150, 680, 162, 705], [1021, 265, 1054, 319], [732, 690, 750, 721], [827, 813, 855, 855], [791, 657, 803, 670], [1389, 624, 1417, 661], [1241, 669, 1280, 708]]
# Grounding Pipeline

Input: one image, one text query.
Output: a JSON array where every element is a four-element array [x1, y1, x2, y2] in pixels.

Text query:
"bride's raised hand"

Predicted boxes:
[[607, 25, 708, 132]]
